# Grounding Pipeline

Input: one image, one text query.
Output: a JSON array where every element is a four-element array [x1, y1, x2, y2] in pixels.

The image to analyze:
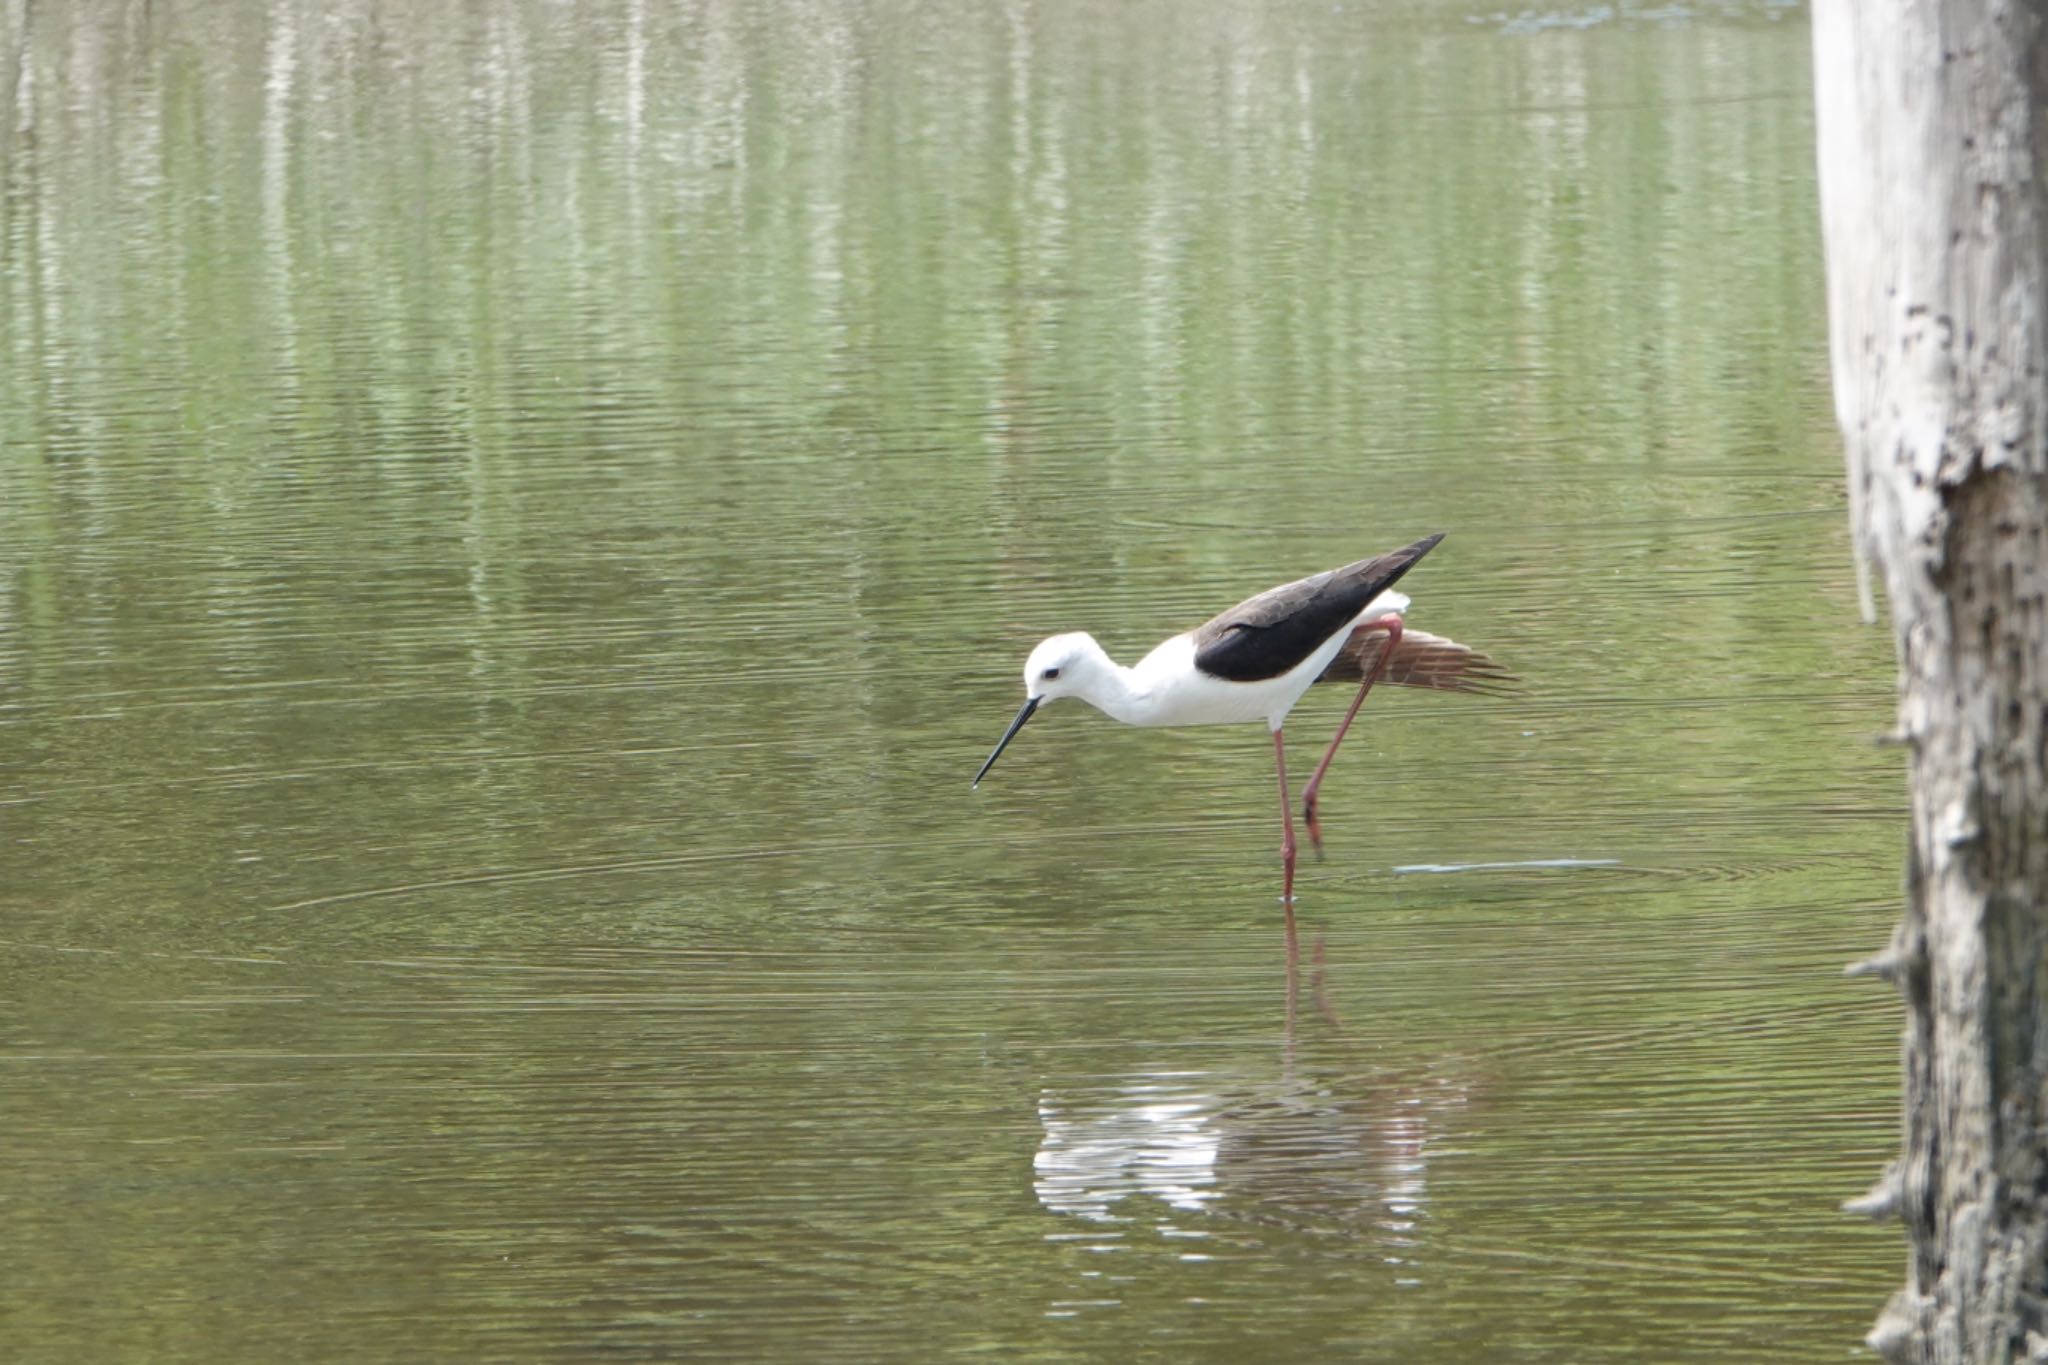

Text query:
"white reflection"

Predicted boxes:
[[1035, 1077, 1221, 1222], [1035, 1069, 1472, 1242]]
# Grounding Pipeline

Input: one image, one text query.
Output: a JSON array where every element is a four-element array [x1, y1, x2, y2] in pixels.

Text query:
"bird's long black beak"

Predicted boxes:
[[973, 696, 1040, 787]]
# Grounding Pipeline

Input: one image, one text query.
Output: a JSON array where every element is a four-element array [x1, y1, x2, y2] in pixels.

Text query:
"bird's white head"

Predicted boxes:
[[1020, 631, 1111, 707], [973, 632, 1116, 787]]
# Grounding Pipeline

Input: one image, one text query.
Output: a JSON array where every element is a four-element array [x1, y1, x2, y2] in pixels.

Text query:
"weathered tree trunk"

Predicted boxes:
[[1813, 3, 2048, 1361]]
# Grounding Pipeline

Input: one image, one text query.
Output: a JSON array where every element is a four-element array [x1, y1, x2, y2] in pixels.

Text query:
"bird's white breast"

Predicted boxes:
[[1106, 589, 1410, 729]]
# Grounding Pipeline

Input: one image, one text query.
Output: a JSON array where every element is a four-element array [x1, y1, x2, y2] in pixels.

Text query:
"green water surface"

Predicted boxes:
[[2, 1, 1903, 1359]]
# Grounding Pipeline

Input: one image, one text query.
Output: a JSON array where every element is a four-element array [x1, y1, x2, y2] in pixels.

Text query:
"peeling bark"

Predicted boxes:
[[1813, 3, 2048, 1361]]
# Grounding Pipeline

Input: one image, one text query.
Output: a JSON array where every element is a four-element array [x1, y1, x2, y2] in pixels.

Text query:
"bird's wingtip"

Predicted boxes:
[[1394, 531, 1447, 564]]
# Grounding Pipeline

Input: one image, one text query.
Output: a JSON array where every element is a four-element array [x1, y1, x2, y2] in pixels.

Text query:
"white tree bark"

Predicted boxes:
[[1813, 3, 2048, 1361]]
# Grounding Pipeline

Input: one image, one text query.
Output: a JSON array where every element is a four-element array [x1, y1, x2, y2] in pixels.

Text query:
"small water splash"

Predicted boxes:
[[1391, 857, 1621, 874], [1471, 1, 1798, 35]]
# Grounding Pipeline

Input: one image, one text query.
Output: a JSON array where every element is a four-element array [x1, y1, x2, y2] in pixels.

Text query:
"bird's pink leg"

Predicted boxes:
[[1272, 725, 1298, 919], [1302, 614, 1404, 854]]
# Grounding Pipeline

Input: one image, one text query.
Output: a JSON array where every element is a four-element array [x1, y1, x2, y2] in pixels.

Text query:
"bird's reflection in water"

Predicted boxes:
[[1034, 926, 1471, 1250], [1035, 1076, 1223, 1221]]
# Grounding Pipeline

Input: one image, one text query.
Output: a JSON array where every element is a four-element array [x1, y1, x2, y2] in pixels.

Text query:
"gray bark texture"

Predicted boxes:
[[1813, 2, 2048, 1361]]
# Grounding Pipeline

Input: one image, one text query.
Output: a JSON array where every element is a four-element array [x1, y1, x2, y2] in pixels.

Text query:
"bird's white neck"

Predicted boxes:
[[1060, 640, 1154, 725]]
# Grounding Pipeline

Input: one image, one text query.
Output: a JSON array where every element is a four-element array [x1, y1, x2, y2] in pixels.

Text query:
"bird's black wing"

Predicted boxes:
[[1189, 533, 1444, 683]]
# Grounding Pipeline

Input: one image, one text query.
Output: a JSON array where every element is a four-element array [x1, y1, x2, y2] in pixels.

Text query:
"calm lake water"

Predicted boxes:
[[3, 1, 1903, 1359]]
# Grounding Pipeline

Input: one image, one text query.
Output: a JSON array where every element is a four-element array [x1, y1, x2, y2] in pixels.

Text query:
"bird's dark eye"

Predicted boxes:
[[1041, 667, 1062, 681]]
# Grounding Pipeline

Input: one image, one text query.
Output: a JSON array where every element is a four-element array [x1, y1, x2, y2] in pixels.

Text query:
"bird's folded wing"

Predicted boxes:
[[1319, 628, 1515, 694]]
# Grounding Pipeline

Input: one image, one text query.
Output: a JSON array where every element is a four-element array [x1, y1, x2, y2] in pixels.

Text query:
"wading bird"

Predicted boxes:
[[973, 533, 1506, 908]]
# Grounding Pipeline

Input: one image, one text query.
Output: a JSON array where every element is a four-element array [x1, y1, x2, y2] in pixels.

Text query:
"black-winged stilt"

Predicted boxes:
[[973, 533, 1507, 908]]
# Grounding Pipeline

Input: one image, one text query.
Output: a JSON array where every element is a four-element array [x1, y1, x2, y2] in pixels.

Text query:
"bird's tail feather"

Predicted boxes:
[[1319, 628, 1515, 694]]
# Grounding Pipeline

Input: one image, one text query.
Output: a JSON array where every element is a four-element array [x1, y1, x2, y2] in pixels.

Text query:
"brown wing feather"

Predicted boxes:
[[1318, 627, 1515, 694]]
